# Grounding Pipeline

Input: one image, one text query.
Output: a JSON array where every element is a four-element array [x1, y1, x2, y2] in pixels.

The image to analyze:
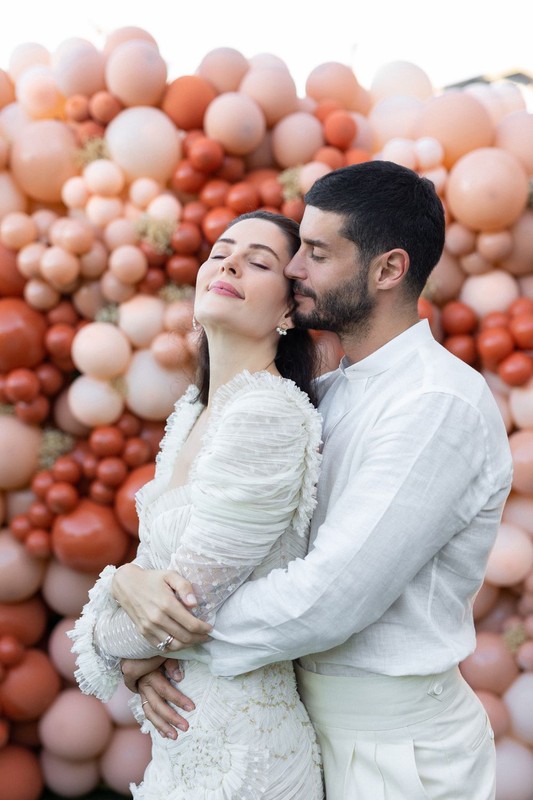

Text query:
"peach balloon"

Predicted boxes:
[[51, 218, 94, 255], [151, 331, 190, 369], [459, 251, 493, 276], [298, 161, 331, 194], [71, 321, 132, 378], [0, 529, 46, 602], [459, 270, 520, 317], [10, 119, 78, 203], [47, 616, 77, 683], [105, 40, 167, 107], [146, 193, 182, 223], [103, 217, 138, 251], [239, 67, 298, 127], [0, 211, 37, 250], [492, 392, 513, 434], [41, 559, 99, 616], [476, 230, 514, 263], [414, 136, 444, 170], [368, 95, 423, 150], [0, 69, 15, 109], [509, 379, 533, 429], [204, 92, 266, 156], [244, 130, 275, 170], [85, 195, 124, 228], [40, 245, 80, 290], [509, 430, 533, 495], [105, 106, 181, 184], [8, 42, 50, 82], [424, 250, 466, 306], [61, 176, 89, 209], [105, 681, 136, 726], [495, 110, 533, 175], [39, 688, 113, 760], [103, 26, 158, 57], [485, 522, 533, 586], [16, 65, 64, 120], [414, 90, 495, 169], [0, 416, 42, 491], [31, 208, 58, 242], [446, 147, 529, 232], [100, 271, 136, 304], [83, 158, 125, 197], [40, 750, 100, 798], [476, 690, 510, 739], [460, 631, 518, 694], [306, 61, 368, 112], [350, 111, 375, 152], [0, 170, 29, 217], [52, 38, 105, 97], [271, 111, 324, 169], [473, 582, 500, 621], [196, 47, 249, 93], [163, 299, 194, 333], [68, 374, 125, 427], [518, 274, 533, 301], [501, 211, 533, 276], [53, 388, 92, 438], [118, 294, 165, 347], [125, 348, 190, 420], [370, 60, 433, 103], [380, 137, 417, 170], [108, 244, 148, 284], [17, 242, 46, 278], [503, 673, 533, 744], [23, 277, 60, 311], [0, 101, 31, 143], [502, 494, 533, 535], [129, 177, 162, 209], [100, 727, 152, 794]]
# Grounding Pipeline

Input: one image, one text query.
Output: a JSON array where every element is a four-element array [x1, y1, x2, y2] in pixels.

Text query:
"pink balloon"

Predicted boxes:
[[40, 749, 100, 797], [460, 631, 519, 694], [473, 582, 500, 621], [105, 681, 137, 726], [105, 40, 167, 107], [196, 47, 249, 94], [501, 211, 533, 277], [509, 430, 533, 495], [47, 617, 77, 683], [476, 690, 510, 738], [100, 727, 151, 795], [485, 522, 533, 586], [52, 38, 105, 97], [271, 111, 324, 168], [39, 688, 113, 760], [0, 529, 46, 602], [495, 110, 533, 176], [502, 494, 533, 535], [10, 119, 78, 203], [204, 92, 266, 157], [41, 559, 99, 617], [495, 737, 533, 800]]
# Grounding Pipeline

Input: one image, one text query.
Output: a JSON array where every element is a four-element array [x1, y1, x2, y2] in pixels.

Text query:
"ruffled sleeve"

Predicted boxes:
[[169, 372, 322, 623]]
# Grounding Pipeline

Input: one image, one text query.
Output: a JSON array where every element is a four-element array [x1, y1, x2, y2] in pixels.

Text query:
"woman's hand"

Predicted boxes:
[[111, 563, 212, 649]]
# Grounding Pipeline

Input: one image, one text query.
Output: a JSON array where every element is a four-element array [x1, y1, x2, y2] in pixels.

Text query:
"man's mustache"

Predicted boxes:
[[293, 283, 316, 300]]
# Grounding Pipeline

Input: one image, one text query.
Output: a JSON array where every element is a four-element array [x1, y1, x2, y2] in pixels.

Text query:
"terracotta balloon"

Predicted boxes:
[[40, 750, 100, 798], [460, 631, 518, 694], [105, 39, 167, 107], [196, 46, 249, 93], [162, 75, 217, 131], [47, 616, 77, 683], [446, 147, 529, 232], [459, 270, 520, 318], [41, 559, 99, 616], [204, 92, 266, 156], [414, 90, 494, 169], [125, 348, 190, 421], [0, 744, 43, 800], [271, 111, 324, 168], [0, 240, 26, 297], [52, 37, 105, 97], [51, 498, 129, 573], [485, 522, 533, 586], [39, 688, 113, 760], [508, 430, 533, 495], [0, 297, 47, 372], [368, 95, 423, 149], [100, 726, 152, 795], [114, 461, 155, 535], [105, 107, 181, 184], [67, 374, 125, 427], [0, 596, 47, 644], [495, 737, 533, 800], [0, 530, 46, 602], [0, 648, 60, 720], [71, 321, 132, 378], [10, 120, 78, 203]]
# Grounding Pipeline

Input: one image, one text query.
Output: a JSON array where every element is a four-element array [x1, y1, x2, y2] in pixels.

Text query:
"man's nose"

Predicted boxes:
[[284, 252, 305, 280]]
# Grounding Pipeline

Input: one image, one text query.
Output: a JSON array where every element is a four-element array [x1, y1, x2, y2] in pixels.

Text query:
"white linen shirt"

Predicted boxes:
[[203, 320, 514, 677]]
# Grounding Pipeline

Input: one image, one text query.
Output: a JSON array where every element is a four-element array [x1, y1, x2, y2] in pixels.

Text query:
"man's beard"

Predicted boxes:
[[292, 269, 376, 336]]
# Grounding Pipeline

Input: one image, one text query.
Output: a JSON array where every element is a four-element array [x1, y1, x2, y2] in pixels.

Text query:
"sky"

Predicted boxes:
[[0, 0, 531, 98]]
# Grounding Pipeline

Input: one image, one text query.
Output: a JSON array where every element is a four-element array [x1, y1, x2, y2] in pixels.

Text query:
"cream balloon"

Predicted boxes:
[[239, 67, 299, 127], [370, 60, 433, 103], [52, 38, 105, 97], [106, 106, 181, 184], [503, 673, 533, 744], [485, 522, 533, 586], [8, 42, 50, 82], [495, 737, 533, 800], [10, 119, 78, 203], [367, 95, 422, 150], [459, 270, 519, 317], [83, 158, 125, 197], [67, 374, 124, 427], [118, 294, 165, 347], [71, 321, 132, 378], [124, 348, 190, 421]]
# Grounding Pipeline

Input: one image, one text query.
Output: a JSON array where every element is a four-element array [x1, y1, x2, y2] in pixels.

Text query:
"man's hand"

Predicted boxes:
[[137, 661, 196, 739], [112, 564, 212, 649], [120, 656, 165, 693]]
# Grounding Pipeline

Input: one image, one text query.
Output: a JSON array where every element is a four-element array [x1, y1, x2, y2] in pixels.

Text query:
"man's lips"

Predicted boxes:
[[208, 281, 243, 299]]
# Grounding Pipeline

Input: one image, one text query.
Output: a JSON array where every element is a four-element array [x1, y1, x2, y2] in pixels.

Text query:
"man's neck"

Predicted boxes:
[[339, 312, 420, 365]]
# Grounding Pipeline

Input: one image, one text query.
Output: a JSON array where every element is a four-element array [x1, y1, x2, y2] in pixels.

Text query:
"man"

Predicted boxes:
[[116, 161, 513, 798]]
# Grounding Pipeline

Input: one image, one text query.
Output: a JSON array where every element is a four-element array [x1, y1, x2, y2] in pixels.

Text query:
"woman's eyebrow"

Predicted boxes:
[[217, 237, 280, 261]]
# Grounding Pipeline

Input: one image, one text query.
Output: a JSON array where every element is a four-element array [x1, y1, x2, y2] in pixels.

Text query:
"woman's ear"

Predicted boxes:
[[280, 309, 295, 331]]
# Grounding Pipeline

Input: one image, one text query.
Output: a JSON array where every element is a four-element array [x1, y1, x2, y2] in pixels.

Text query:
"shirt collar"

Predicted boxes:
[[339, 319, 433, 379]]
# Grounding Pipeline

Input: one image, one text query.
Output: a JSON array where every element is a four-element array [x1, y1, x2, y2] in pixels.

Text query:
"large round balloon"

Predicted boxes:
[[460, 631, 518, 694], [38, 687, 113, 760], [0, 297, 47, 372], [99, 726, 151, 795], [0, 648, 61, 721], [114, 461, 155, 535], [0, 416, 42, 492], [41, 559, 99, 617], [0, 530, 46, 602], [10, 119, 78, 202], [51, 499, 129, 573], [446, 147, 529, 232], [40, 750, 100, 798], [0, 596, 48, 644], [0, 744, 43, 800]]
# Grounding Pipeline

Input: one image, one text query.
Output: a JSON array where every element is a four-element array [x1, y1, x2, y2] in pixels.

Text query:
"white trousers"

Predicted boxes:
[[296, 664, 495, 800]]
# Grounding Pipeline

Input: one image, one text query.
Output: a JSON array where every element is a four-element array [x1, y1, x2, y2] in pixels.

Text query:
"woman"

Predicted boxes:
[[69, 210, 324, 799]]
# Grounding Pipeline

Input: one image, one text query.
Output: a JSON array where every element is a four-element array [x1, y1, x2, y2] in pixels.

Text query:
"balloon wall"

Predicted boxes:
[[0, 26, 532, 800]]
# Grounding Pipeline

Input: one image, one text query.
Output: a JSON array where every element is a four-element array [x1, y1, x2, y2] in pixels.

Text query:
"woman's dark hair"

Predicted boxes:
[[195, 210, 319, 406]]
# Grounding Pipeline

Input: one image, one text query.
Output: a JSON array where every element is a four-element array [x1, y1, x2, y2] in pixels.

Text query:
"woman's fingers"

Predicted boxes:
[[138, 671, 196, 738]]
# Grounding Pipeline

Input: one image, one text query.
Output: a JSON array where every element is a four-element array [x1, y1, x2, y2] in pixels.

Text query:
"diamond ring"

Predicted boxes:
[[156, 634, 174, 652]]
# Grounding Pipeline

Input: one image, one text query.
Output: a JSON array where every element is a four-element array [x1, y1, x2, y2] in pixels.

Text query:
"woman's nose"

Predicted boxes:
[[220, 258, 238, 274]]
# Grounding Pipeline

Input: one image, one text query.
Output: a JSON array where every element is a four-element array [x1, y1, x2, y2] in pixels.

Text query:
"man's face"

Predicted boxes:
[[284, 206, 376, 335]]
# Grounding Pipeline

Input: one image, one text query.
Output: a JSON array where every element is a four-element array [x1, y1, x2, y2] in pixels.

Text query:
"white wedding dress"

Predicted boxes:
[[69, 370, 324, 799]]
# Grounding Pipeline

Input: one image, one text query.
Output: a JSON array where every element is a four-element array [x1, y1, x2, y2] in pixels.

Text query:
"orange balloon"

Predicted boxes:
[[0, 596, 47, 645], [414, 90, 495, 169], [114, 461, 155, 535], [162, 75, 217, 131], [51, 499, 129, 573], [0, 241, 26, 297], [446, 147, 529, 232], [0, 648, 61, 721], [0, 744, 43, 800]]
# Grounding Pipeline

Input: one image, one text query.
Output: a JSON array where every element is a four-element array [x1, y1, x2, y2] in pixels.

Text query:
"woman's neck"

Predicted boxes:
[[205, 330, 279, 407]]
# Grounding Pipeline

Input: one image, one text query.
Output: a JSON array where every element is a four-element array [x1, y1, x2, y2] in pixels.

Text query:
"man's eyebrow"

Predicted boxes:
[[216, 237, 280, 261], [301, 236, 329, 249]]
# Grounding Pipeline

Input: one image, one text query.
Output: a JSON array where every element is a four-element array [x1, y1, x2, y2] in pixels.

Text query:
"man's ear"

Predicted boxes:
[[375, 248, 410, 291]]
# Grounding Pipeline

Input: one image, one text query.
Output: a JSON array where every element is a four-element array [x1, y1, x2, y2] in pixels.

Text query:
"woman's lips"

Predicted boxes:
[[208, 281, 243, 298]]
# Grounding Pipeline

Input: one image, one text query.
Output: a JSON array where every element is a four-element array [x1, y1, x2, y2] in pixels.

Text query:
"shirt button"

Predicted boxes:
[[433, 683, 443, 696]]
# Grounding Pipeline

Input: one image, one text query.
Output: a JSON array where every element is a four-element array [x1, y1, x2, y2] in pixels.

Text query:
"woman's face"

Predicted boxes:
[[194, 218, 295, 340]]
